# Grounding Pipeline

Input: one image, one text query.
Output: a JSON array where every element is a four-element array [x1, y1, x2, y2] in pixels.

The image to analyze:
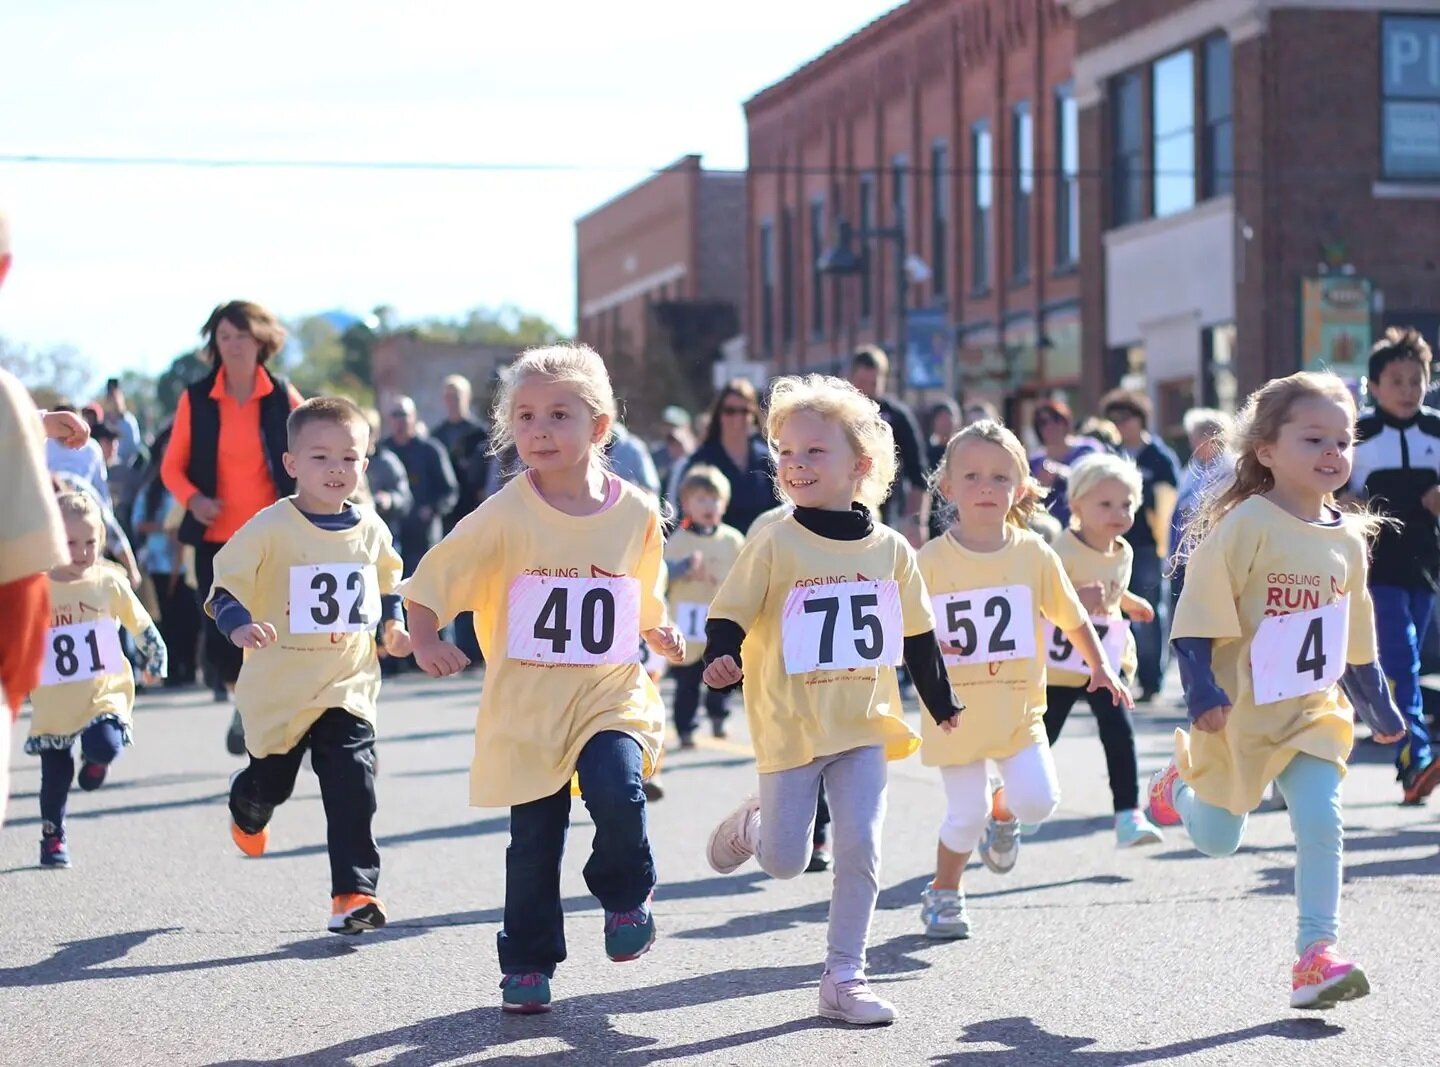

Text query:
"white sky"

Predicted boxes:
[[0, 1, 896, 377]]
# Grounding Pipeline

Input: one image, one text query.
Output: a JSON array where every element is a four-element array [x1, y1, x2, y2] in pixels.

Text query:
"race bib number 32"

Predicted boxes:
[[290, 564, 381, 634], [932, 584, 1036, 666], [1250, 597, 1347, 704], [508, 575, 641, 665], [781, 580, 902, 675], [40, 619, 125, 687]]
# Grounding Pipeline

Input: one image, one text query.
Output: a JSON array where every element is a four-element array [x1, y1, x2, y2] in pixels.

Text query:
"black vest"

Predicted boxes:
[[177, 366, 296, 546]]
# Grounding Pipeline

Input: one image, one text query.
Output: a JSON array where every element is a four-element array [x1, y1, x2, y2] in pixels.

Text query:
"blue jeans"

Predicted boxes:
[[1175, 753, 1343, 955], [38, 718, 127, 830], [1370, 584, 1435, 775], [1128, 547, 1170, 694], [497, 730, 655, 977]]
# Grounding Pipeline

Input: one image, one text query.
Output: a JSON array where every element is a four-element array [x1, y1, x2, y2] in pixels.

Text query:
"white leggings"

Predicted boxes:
[[938, 742, 1061, 854]]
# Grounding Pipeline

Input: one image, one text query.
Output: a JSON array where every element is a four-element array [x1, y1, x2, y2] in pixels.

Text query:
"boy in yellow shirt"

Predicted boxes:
[[206, 396, 408, 935]]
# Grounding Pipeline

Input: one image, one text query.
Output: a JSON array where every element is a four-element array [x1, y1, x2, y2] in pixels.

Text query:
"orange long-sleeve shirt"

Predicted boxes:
[[161, 365, 303, 544]]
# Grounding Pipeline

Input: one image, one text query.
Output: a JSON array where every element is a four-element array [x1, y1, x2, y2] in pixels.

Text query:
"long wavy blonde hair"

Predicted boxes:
[[765, 374, 897, 511], [488, 344, 618, 462], [930, 419, 1043, 530]]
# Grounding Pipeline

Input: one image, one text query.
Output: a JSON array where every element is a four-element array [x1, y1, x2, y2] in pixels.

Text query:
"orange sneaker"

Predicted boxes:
[[328, 893, 387, 935], [230, 821, 268, 858]]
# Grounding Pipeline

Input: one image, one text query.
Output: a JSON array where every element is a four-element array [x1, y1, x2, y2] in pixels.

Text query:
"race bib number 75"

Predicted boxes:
[[781, 580, 903, 675], [507, 575, 641, 665], [40, 620, 125, 687], [1250, 597, 1347, 704]]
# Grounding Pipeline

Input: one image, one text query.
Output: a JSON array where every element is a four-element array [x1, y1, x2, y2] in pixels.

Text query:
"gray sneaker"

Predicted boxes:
[[920, 886, 971, 939], [818, 971, 897, 1025], [979, 815, 1020, 874]]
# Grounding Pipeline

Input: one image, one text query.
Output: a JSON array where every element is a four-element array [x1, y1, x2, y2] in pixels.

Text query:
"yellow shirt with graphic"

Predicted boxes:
[[917, 527, 1087, 767], [665, 524, 745, 666], [1170, 495, 1377, 815], [205, 500, 403, 758], [747, 504, 793, 540], [707, 513, 933, 774], [1049, 529, 1139, 687], [397, 475, 669, 808], [30, 564, 154, 745]]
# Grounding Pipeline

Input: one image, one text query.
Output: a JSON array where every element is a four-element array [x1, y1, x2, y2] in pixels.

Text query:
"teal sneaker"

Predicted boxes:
[[1115, 808, 1164, 848], [500, 972, 552, 1014], [920, 886, 971, 939], [604, 896, 655, 961]]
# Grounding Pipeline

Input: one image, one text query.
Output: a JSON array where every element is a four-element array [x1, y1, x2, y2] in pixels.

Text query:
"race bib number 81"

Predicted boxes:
[[508, 575, 641, 665], [932, 584, 1036, 666], [1250, 597, 1347, 704], [290, 564, 381, 634], [781, 580, 902, 675], [40, 619, 125, 687]]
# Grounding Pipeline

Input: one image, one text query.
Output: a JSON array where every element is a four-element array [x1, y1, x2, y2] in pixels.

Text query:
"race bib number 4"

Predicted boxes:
[[508, 575, 641, 665], [290, 564, 381, 634], [1047, 617, 1130, 675], [932, 585, 1036, 666], [781, 580, 903, 675], [673, 602, 709, 644], [1250, 597, 1347, 704], [40, 620, 125, 687]]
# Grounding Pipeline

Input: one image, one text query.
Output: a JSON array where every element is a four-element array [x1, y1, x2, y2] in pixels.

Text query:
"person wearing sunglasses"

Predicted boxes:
[[675, 379, 781, 535]]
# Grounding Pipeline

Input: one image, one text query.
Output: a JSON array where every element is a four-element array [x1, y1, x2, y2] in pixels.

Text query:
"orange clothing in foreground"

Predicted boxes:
[[0, 574, 50, 717]]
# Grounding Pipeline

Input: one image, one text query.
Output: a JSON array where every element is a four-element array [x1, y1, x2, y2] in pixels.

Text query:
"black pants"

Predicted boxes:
[[229, 708, 379, 896], [38, 719, 127, 830], [194, 541, 244, 687], [668, 661, 730, 738], [151, 572, 201, 686], [1043, 685, 1140, 812]]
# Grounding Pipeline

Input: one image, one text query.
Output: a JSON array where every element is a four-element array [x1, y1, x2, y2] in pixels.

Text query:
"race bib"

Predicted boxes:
[[932, 584, 1037, 666], [673, 602, 709, 644], [507, 575, 641, 665], [1046, 617, 1131, 676], [289, 564, 381, 634], [1251, 598, 1347, 704], [40, 619, 126, 687], [781, 579, 903, 675]]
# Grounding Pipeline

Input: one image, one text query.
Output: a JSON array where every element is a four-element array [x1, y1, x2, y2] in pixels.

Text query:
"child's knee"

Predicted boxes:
[[79, 726, 124, 765], [757, 844, 809, 880], [1008, 780, 1061, 825], [1187, 816, 1245, 857], [938, 808, 985, 855]]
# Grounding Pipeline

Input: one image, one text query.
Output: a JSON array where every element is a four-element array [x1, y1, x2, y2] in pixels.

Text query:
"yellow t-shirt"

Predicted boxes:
[[205, 500, 403, 759], [707, 513, 933, 774], [917, 527, 1086, 766], [29, 564, 154, 745], [1049, 529, 1139, 687], [1170, 495, 1377, 815], [747, 503, 793, 539], [664, 523, 745, 665], [397, 474, 669, 808], [0, 369, 67, 584]]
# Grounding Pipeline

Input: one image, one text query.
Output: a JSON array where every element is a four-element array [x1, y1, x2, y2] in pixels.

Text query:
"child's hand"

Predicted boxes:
[[412, 636, 469, 678], [1373, 727, 1405, 744], [230, 622, 277, 650], [644, 625, 685, 665], [383, 622, 412, 659], [1089, 666, 1134, 709], [1125, 597, 1156, 623], [1193, 704, 1231, 733], [1075, 581, 1106, 615], [937, 713, 960, 734], [703, 655, 742, 688], [42, 410, 90, 449], [141, 670, 162, 687]]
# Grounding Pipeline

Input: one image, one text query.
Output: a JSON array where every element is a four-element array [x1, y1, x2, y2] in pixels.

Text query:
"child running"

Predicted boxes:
[[1044, 453, 1164, 847], [399, 345, 684, 1015], [1148, 371, 1406, 1009], [664, 464, 745, 747], [206, 396, 409, 935], [917, 422, 1130, 940], [28, 492, 167, 867], [703, 374, 963, 1026]]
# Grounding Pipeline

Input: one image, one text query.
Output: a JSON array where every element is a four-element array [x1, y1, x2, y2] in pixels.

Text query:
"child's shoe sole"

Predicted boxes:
[[328, 898, 387, 935], [1292, 965, 1370, 1009]]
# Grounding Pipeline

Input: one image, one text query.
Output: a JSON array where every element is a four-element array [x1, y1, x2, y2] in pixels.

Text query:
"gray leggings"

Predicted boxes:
[[757, 745, 887, 981]]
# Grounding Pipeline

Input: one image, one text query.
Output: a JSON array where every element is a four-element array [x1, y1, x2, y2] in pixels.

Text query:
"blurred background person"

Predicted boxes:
[[678, 378, 779, 534], [132, 427, 200, 687], [380, 394, 457, 577], [1028, 399, 1101, 528]]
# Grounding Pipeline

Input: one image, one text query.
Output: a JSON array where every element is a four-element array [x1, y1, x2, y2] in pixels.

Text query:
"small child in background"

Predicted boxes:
[[27, 492, 166, 868]]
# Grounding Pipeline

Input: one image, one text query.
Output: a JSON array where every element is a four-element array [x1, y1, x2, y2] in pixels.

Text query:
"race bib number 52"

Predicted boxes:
[[1250, 597, 1347, 704], [781, 580, 902, 675], [40, 620, 125, 687], [508, 575, 641, 665], [290, 564, 381, 634], [932, 585, 1036, 666]]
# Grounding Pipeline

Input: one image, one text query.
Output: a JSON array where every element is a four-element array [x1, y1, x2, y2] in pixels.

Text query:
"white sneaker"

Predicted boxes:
[[979, 815, 1020, 874], [706, 797, 760, 874], [818, 971, 897, 1025]]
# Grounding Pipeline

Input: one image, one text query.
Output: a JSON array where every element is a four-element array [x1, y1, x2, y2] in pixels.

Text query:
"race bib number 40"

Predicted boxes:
[[290, 564, 381, 634], [508, 575, 641, 665], [932, 584, 1036, 666], [781, 580, 902, 675], [1250, 598, 1347, 704], [1047, 617, 1130, 675], [40, 619, 125, 687]]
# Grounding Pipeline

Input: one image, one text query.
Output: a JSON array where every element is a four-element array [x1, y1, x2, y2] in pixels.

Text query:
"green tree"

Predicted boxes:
[[0, 335, 95, 408], [416, 305, 566, 347], [154, 350, 209, 418]]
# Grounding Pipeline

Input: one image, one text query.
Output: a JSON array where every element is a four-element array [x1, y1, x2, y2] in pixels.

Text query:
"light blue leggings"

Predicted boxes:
[[1175, 753, 1343, 956]]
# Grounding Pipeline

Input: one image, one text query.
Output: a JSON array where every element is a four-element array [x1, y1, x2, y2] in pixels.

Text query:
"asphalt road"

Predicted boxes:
[[2, 672, 1436, 1066]]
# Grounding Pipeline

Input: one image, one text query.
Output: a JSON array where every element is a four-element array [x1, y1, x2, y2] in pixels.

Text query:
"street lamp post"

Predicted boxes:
[[817, 212, 914, 397]]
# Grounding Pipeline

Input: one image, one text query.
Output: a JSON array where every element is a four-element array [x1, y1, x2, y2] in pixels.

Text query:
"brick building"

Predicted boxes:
[[1071, 0, 1440, 439], [576, 155, 746, 429], [371, 332, 521, 430], [745, 0, 1084, 426]]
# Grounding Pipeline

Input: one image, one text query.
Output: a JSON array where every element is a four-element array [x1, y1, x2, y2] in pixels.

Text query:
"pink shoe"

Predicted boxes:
[[1291, 943, 1370, 1009], [1147, 762, 1183, 827]]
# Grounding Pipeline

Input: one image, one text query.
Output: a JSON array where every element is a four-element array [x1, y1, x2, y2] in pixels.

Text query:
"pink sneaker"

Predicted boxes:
[[1147, 762, 1183, 828], [1291, 943, 1370, 1009]]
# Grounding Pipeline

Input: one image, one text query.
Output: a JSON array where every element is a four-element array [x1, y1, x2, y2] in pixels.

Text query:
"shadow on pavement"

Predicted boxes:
[[6, 771, 221, 802], [1247, 826, 1440, 896], [259, 815, 511, 861], [930, 1014, 1343, 1064], [2, 790, 230, 832]]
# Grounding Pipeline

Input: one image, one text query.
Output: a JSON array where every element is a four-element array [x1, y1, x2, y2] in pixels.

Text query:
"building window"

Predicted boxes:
[[758, 220, 775, 355], [1011, 101, 1033, 281], [780, 208, 794, 346], [930, 142, 949, 302], [1202, 36, 1233, 197], [1111, 71, 1143, 226], [858, 173, 875, 320], [891, 155, 910, 225], [1152, 49, 1196, 217], [809, 196, 825, 338], [831, 182, 844, 335], [971, 120, 993, 292], [1055, 83, 1079, 267], [1382, 16, 1440, 180]]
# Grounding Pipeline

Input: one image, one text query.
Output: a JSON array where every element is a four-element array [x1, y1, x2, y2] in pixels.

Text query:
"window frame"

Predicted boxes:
[[1054, 82, 1079, 268], [1380, 15, 1440, 182], [970, 119, 993, 294], [758, 218, 775, 356], [930, 140, 950, 303], [1151, 48, 1197, 218], [1011, 100, 1034, 282], [1110, 70, 1144, 227]]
